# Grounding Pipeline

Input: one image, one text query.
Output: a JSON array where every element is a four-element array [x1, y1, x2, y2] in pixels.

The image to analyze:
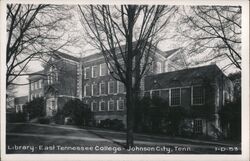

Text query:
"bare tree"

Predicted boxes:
[[176, 6, 241, 70], [6, 4, 74, 88], [78, 5, 177, 147]]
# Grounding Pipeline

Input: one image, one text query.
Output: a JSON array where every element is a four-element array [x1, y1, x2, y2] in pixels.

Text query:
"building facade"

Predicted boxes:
[[26, 46, 234, 138], [80, 47, 185, 125], [144, 64, 234, 138]]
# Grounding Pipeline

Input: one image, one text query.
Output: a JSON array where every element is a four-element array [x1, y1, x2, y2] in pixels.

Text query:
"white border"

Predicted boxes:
[[1, 0, 249, 161]]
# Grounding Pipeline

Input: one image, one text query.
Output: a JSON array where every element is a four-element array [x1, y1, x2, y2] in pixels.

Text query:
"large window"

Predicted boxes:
[[170, 88, 181, 106], [92, 83, 99, 96], [99, 101, 105, 111], [117, 99, 124, 111], [84, 84, 91, 96], [91, 101, 97, 111], [84, 67, 91, 79], [100, 63, 107, 76], [194, 119, 203, 134], [117, 81, 125, 93], [192, 86, 204, 105], [92, 66, 98, 78], [108, 81, 115, 94], [100, 82, 106, 95], [48, 66, 58, 84], [108, 100, 115, 111]]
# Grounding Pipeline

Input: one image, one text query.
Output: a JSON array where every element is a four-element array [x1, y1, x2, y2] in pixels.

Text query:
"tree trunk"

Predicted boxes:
[[125, 6, 135, 148], [126, 88, 135, 148]]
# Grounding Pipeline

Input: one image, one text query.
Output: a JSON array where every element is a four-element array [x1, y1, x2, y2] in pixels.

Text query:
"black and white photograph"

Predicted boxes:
[[1, 0, 249, 160]]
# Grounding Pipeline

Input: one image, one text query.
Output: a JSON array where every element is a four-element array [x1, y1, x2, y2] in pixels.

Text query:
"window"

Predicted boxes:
[[194, 119, 203, 134], [108, 100, 115, 111], [92, 66, 98, 78], [31, 82, 34, 90], [170, 88, 181, 106], [91, 101, 97, 111], [84, 67, 91, 79], [192, 86, 204, 105], [117, 99, 124, 111], [51, 100, 56, 110], [31, 94, 34, 101], [100, 63, 107, 76], [36, 81, 39, 89], [84, 84, 91, 96], [47, 66, 58, 85], [38, 80, 41, 89], [99, 101, 105, 111], [108, 81, 115, 94], [92, 83, 99, 96], [117, 81, 125, 93], [100, 82, 106, 95]]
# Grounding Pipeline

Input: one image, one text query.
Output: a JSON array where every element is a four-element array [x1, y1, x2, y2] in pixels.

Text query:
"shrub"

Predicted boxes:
[[62, 99, 92, 126], [98, 119, 125, 131], [38, 117, 50, 124], [7, 112, 26, 123], [23, 97, 45, 119]]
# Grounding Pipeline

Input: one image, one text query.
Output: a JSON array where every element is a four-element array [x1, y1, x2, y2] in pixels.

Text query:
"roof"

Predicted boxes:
[[145, 64, 227, 90], [163, 48, 182, 59], [28, 70, 45, 80], [53, 51, 80, 62], [80, 42, 179, 62]]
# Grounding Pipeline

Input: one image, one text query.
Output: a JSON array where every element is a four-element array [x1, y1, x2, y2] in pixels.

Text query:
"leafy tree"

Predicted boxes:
[[78, 4, 178, 147], [23, 97, 45, 119], [62, 99, 92, 126]]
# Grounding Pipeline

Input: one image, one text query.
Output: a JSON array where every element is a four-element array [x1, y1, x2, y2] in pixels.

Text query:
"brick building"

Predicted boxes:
[[144, 64, 234, 137], [27, 46, 234, 138], [81, 47, 185, 125], [28, 51, 79, 116]]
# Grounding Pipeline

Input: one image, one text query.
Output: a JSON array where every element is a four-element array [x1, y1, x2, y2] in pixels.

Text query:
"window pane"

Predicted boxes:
[[100, 83, 105, 95], [194, 120, 203, 134], [92, 66, 98, 78], [93, 84, 99, 95], [100, 64, 107, 76], [193, 86, 204, 105], [86, 85, 91, 96], [118, 100, 124, 111], [118, 81, 125, 93], [100, 102, 105, 111], [109, 101, 114, 111], [109, 81, 115, 94], [85, 68, 91, 79], [171, 88, 180, 106]]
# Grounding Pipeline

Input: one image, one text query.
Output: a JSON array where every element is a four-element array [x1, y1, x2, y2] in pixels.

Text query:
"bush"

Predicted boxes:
[[62, 99, 92, 126], [98, 119, 125, 131], [7, 112, 26, 123], [134, 96, 187, 136], [23, 97, 45, 119], [38, 117, 50, 124]]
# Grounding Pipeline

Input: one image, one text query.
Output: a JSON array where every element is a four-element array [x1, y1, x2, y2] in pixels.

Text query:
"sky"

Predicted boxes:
[[10, 5, 241, 97]]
